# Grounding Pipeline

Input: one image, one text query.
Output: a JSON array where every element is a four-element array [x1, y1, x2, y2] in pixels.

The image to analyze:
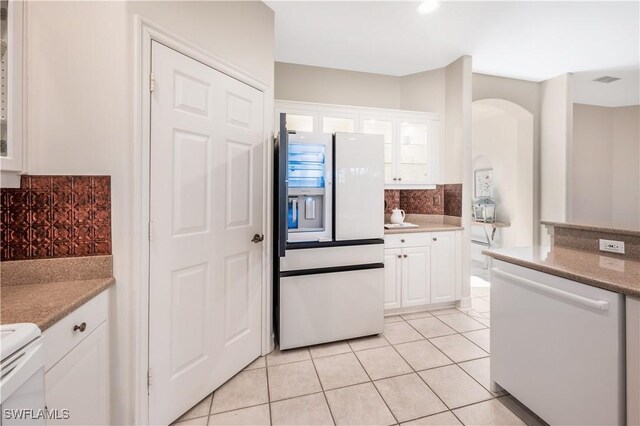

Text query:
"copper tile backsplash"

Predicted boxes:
[[1, 176, 112, 261], [384, 184, 463, 217]]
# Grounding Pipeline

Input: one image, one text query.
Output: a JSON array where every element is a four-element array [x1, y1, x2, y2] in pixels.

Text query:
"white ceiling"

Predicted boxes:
[[266, 1, 640, 82], [573, 69, 640, 107]]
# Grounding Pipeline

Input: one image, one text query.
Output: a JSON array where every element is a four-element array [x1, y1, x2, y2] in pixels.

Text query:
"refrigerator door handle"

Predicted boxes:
[[277, 113, 289, 257]]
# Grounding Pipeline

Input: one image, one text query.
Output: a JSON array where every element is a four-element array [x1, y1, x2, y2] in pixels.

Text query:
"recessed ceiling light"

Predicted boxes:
[[417, 0, 440, 15]]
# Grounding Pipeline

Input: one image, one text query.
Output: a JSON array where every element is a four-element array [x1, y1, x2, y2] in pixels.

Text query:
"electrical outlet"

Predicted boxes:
[[599, 239, 625, 255]]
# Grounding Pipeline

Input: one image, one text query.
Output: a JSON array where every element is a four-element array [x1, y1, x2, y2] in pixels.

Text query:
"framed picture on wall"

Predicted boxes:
[[474, 168, 494, 198]]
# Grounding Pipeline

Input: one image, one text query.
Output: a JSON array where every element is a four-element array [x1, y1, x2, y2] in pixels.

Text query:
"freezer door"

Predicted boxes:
[[279, 266, 384, 349], [334, 132, 384, 241]]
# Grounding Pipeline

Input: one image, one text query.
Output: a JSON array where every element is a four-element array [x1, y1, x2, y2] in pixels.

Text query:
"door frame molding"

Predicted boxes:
[[132, 16, 274, 425]]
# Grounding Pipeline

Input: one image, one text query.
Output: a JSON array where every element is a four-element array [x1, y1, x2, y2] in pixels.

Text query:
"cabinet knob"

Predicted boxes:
[[397, 255, 402, 258], [433, 237, 437, 241], [401, 239, 405, 243], [393, 177, 398, 181], [403, 254, 408, 258], [398, 177, 402, 181], [73, 322, 87, 333]]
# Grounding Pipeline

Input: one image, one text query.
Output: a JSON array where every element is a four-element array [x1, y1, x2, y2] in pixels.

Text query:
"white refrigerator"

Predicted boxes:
[[275, 113, 385, 349]]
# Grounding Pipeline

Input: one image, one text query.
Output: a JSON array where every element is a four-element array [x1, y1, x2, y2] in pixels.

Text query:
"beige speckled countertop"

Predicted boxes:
[[384, 214, 464, 234], [484, 246, 640, 297], [1, 255, 115, 331], [1, 278, 115, 330]]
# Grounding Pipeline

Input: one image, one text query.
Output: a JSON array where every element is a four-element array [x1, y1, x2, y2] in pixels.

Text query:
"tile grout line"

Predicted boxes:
[[400, 309, 498, 412], [385, 332, 455, 416], [265, 360, 274, 426], [205, 392, 214, 426], [351, 344, 401, 425], [308, 353, 337, 425]]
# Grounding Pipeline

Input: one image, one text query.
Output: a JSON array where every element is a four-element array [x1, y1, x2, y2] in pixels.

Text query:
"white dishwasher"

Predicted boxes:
[[491, 260, 625, 426]]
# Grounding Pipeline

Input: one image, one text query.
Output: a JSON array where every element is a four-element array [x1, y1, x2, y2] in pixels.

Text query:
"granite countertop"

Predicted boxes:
[[384, 214, 464, 234], [0, 255, 115, 331], [385, 222, 464, 234], [484, 246, 640, 297], [1, 278, 115, 331], [541, 220, 640, 238]]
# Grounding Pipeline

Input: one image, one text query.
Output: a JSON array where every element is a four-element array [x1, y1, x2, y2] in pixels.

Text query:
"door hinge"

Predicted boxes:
[[147, 368, 152, 387], [148, 221, 154, 241], [149, 72, 155, 93]]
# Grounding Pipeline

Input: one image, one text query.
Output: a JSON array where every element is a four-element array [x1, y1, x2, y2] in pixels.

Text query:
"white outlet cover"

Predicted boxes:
[[599, 239, 625, 254]]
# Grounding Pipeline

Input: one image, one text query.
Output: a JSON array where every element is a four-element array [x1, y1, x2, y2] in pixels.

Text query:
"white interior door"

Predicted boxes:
[[149, 41, 264, 425]]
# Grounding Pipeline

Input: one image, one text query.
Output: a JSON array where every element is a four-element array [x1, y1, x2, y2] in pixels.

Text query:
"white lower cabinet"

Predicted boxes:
[[42, 291, 109, 425], [384, 248, 402, 309], [384, 231, 460, 311], [401, 246, 431, 307], [430, 232, 456, 303]]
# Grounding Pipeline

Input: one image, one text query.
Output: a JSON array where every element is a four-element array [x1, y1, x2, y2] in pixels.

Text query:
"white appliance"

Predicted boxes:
[[1, 323, 45, 426], [491, 259, 625, 425], [275, 114, 385, 349]]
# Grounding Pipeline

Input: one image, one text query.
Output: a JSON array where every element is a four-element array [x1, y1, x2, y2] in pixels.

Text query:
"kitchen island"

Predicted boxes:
[[484, 222, 640, 426]]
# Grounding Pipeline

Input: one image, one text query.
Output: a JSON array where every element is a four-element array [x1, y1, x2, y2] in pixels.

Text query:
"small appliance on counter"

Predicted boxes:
[[274, 113, 385, 350]]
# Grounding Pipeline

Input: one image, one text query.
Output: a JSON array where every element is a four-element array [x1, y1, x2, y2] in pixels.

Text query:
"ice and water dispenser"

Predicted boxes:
[[287, 132, 333, 242]]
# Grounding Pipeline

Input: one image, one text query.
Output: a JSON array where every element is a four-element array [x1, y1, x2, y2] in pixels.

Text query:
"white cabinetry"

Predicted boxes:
[[276, 100, 439, 188], [401, 246, 431, 307], [42, 291, 109, 425], [384, 231, 461, 312], [430, 232, 457, 303], [383, 248, 402, 309]]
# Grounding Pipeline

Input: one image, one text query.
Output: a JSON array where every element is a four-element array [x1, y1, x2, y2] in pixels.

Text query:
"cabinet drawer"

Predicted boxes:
[[281, 244, 383, 271], [384, 233, 431, 248], [42, 291, 108, 372]]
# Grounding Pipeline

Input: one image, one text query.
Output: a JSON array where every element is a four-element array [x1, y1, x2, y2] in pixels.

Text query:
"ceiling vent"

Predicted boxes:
[[593, 76, 621, 84]]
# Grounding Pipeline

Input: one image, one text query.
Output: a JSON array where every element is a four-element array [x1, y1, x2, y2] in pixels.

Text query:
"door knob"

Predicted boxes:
[[397, 255, 401, 258], [403, 254, 408, 258], [251, 234, 264, 243], [433, 237, 437, 241]]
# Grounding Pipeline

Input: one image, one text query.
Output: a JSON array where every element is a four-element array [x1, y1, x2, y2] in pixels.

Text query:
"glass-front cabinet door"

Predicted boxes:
[[361, 117, 395, 184], [1, 0, 24, 174], [398, 121, 430, 184], [320, 113, 357, 134]]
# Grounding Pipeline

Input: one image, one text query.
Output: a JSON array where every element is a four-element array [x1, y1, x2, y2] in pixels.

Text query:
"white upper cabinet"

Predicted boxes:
[[320, 112, 357, 133], [1, 0, 25, 181], [276, 101, 440, 188]]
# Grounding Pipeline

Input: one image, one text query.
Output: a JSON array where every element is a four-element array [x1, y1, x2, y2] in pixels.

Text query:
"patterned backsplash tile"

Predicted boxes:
[[443, 184, 463, 217], [384, 184, 463, 217], [1, 175, 112, 261]]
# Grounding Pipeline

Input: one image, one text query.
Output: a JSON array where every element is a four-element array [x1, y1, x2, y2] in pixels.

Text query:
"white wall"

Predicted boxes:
[[472, 73, 541, 244], [472, 101, 534, 252], [444, 56, 473, 306], [539, 73, 573, 244], [275, 62, 402, 109], [274, 61, 447, 115], [25, 2, 274, 424], [400, 68, 446, 116], [612, 106, 640, 230], [572, 104, 640, 230]]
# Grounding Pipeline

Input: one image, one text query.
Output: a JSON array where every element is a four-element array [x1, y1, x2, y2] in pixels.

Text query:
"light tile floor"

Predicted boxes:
[[172, 289, 548, 426]]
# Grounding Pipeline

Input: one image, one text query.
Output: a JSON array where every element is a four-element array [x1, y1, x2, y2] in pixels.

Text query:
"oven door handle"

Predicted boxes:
[[492, 268, 609, 311]]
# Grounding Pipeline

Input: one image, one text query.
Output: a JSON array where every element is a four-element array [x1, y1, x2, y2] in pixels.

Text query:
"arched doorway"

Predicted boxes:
[[471, 99, 535, 282]]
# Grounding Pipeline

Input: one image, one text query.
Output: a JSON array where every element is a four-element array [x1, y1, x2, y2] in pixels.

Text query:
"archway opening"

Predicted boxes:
[[471, 99, 535, 282]]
